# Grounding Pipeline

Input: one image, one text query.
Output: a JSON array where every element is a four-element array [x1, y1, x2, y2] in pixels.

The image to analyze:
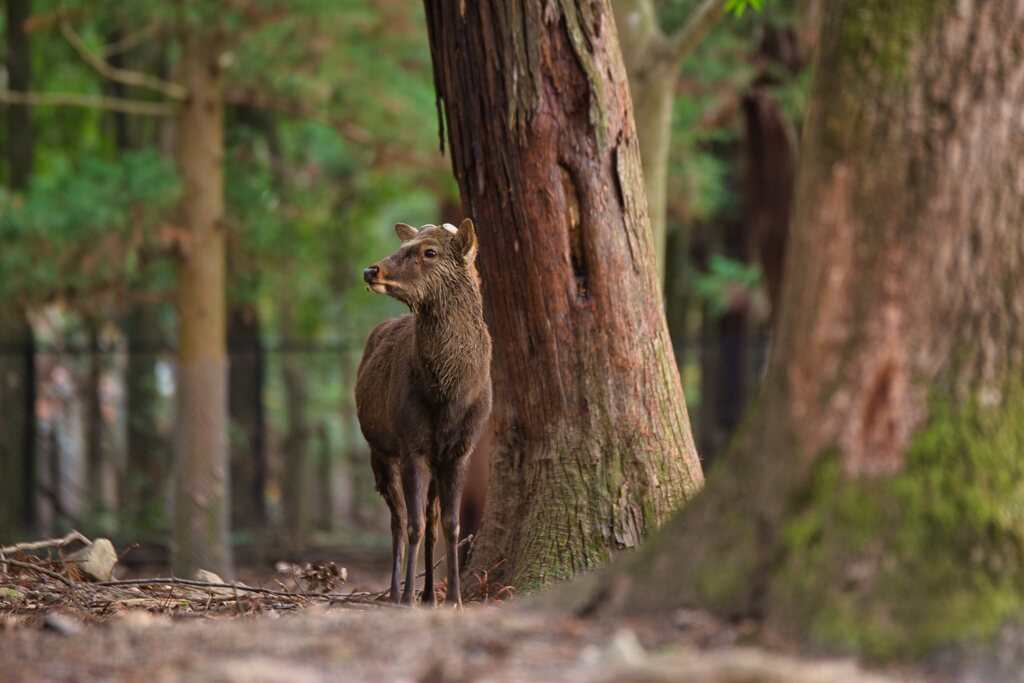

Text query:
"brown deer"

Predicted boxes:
[[355, 219, 492, 607]]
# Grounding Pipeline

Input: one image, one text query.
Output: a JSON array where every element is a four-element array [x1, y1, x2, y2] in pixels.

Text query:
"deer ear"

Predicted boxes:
[[455, 218, 477, 261], [395, 223, 419, 243]]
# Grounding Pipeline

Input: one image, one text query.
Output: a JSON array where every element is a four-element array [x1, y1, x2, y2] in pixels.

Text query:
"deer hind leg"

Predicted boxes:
[[401, 454, 430, 606], [375, 455, 406, 605], [423, 480, 439, 607], [438, 455, 470, 608]]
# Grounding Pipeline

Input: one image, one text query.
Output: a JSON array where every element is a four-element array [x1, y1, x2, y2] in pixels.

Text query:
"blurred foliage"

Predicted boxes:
[[693, 254, 762, 315]]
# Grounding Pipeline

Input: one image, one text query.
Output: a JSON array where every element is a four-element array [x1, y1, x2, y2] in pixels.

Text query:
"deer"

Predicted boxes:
[[355, 218, 492, 607]]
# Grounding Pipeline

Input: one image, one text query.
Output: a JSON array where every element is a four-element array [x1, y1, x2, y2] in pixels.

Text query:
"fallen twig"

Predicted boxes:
[[0, 530, 91, 556], [4, 559, 75, 587], [94, 577, 312, 600]]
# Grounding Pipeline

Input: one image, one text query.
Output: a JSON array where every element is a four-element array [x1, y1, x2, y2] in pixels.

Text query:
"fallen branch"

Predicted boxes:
[[94, 577, 312, 600], [4, 559, 75, 587], [0, 529, 91, 556]]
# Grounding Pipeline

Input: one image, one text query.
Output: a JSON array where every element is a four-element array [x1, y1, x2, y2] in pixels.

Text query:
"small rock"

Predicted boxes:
[[598, 628, 646, 668], [67, 538, 117, 581], [43, 613, 83, 636], [194, 569, 224, 584]]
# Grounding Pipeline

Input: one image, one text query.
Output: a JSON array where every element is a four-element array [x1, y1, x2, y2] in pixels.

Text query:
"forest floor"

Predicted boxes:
[[0, 539, 1011, 682]]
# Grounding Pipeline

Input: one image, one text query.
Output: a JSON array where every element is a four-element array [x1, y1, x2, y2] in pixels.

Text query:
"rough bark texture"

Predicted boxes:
[[171, 26, 232, 578], [566, 0, 1024, 659], [423, 0, 703, 591]]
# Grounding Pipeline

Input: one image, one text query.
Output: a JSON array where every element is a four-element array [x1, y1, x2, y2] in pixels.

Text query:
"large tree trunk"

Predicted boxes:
[[569, 0, 1024, 660], [171, 26, 232, 578], [423, 0, 704, 590], [0, 0, 37, 542]]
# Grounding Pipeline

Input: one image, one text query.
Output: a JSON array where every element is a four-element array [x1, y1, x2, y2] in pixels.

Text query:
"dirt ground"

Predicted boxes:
[[2, 544, 1020, 683], [3, 602, 926, 683]]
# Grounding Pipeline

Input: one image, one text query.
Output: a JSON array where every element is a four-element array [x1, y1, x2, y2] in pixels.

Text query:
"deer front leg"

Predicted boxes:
[[401, 455, 430, 606], [438, 455, 470, 609]]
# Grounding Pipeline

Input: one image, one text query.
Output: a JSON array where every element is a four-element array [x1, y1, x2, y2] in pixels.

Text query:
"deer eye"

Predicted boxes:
[[424, 249, 437, 259]]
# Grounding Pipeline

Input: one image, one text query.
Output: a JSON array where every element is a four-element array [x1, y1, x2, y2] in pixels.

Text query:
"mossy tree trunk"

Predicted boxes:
[[423, 0, 704, 591], [570, 0, 1024, 659], [171, 24, 232, 578], [280, 303, 313, 539]]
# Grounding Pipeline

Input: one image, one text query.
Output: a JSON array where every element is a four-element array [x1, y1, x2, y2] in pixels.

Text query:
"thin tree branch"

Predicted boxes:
[[225, 88, 449, 171], [101, 21, 162, 58], [59, 20, 186, 100], [3, 559, 75, 587], [0, 90, 177, 116], [665, 0, 731, 66]]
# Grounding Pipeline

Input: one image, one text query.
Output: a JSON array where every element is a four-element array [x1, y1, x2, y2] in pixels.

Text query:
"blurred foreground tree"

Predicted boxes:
[[424, 0, 704, 590], [568, 0, 1024, 659]]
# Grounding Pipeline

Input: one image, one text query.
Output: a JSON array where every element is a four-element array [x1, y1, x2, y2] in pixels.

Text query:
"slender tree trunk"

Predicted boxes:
[[612, 0, 728, 284], [569, 0, 1024, 660], [424, 0, 703, 590], [125, 303, 169, 533], [172, 26, 232, 578], [227, 303, 266, 530], [280, 305, 312, 539], [0, 314, 36, 541], [0, 0, 37, 541], [5, 0, 32, 188], [83, 317, 105, 514]]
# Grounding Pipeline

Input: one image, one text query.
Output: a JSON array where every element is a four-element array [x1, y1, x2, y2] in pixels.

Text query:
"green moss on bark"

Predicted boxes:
[[772, 385, 1024, 659], [840, 0, 955, 87]]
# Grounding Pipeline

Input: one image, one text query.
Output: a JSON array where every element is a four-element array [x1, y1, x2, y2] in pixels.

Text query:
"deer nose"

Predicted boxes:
[[363, 266, 380, 283]]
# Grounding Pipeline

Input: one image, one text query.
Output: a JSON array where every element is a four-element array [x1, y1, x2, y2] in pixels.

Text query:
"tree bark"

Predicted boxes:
[[568, 0, 1024, 659], [171, 25, 232, 578], [423, 0, 704, 591]]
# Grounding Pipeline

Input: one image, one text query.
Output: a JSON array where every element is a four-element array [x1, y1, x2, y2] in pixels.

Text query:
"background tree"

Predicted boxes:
[[0, 0, 38, 541], [424, 0, 705, 590], [613, 0, 732, 282], [568, 0, 1024, 659]]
